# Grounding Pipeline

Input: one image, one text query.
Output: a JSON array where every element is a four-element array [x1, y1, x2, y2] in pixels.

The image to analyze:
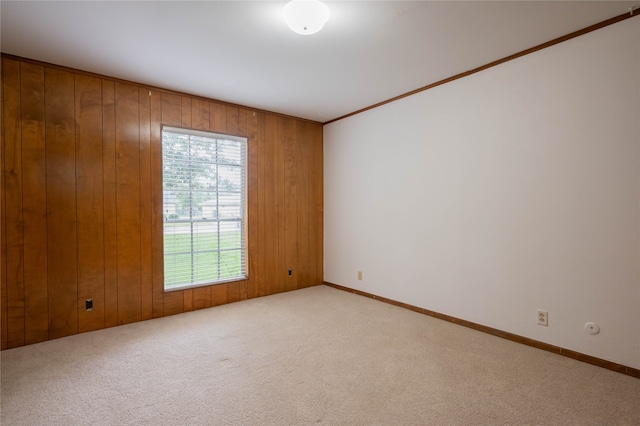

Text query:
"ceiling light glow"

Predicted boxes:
[[283, 0, 330, 36]]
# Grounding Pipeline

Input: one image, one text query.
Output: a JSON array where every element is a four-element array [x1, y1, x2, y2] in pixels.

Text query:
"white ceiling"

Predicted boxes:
[[2, 1, 638, 123]]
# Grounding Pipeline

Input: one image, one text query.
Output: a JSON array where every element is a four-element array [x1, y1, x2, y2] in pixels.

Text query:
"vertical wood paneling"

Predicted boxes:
[[227, 282, 240, 304], [212, 283, 228, 307], [20, 64, 49, 344], [1, 56, 323, 348], [297, 121, 311, 288], [21, 63, 48, 344], [160, 252, 184, 312], [3, 58, 25, 348], [283, 118, 299, 292], [1, 57, 7, 350], [264, 115, 278, 295], [45, 68, 78, 339], [246, 110, 259, 299], [193, 286, 213, 310], [226, 106, 239, 135], [210, 103, 227, 133], [150, 90, 164, 318], [256, 113, 267, 297], [102, 80, 118, 328], [139, 88, 153, 321], [75, 74, 105, 333], [276, 117, 286, 294], [161, 92, 184, 316], [181, 97, 191, 129], [239, 279, 248, 304], [161, 93, 182, 127], [191, 98, 209, 132], [306, 122, 319, 286], [115, 83, 141, 325]]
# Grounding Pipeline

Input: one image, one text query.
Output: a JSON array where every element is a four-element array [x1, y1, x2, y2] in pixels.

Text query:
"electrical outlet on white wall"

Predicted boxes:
[[537, 310, 548, 326]]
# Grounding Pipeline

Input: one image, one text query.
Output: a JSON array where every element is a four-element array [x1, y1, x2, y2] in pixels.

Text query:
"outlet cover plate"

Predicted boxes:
[[537, 309, 548, 326]]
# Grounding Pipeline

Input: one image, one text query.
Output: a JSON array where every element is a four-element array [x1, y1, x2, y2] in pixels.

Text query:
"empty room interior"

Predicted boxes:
[[1, 1, 639, 424]]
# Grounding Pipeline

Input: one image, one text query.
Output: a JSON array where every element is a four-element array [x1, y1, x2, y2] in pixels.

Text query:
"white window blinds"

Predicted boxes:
[[162, 126, 247, 291]]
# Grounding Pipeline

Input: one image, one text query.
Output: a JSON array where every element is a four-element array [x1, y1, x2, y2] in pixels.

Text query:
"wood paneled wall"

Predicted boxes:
[[0, 55, 323, 349]]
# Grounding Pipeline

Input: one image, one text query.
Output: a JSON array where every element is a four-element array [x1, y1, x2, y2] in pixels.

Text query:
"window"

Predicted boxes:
[[162, 126, 247, 291]]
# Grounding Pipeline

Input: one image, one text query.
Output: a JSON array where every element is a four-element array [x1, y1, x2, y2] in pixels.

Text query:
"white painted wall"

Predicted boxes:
[[324, 18, 640, 369]]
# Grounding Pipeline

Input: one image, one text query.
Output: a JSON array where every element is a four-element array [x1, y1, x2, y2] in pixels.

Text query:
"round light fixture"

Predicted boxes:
[[283, 0, 330, 36]]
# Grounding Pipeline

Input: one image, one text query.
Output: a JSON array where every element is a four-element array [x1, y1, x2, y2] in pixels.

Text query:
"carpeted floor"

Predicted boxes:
[[1, 285, 639, 425]]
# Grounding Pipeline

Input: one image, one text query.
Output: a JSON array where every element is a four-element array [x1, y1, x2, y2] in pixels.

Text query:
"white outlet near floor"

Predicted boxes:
[[537, 310, 548, 326], [357, 271, 363, 281]]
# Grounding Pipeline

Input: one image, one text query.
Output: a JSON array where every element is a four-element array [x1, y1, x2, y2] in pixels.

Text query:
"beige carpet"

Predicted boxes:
[[1, 285, 639, 425]]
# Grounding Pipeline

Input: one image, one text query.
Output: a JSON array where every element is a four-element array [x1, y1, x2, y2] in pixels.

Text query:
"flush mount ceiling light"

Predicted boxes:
[[283, 0, 330, 35]]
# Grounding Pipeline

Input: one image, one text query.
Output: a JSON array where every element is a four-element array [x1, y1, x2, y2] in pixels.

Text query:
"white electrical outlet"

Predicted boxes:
[[537, 310, 548, 326], [357, 271, 363, 281]]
